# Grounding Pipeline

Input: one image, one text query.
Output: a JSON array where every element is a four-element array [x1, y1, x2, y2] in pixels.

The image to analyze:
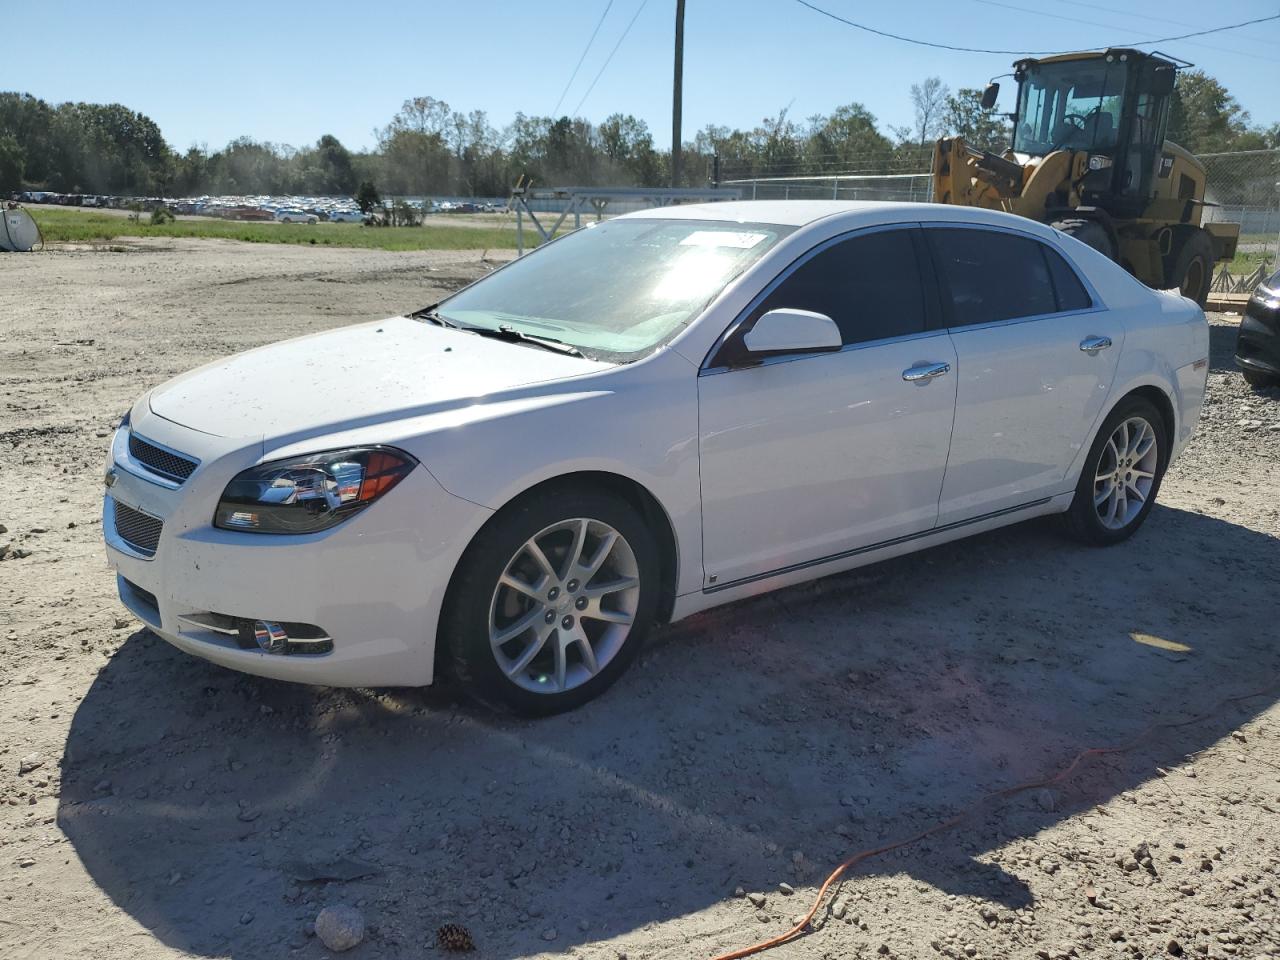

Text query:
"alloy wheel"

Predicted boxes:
[[488, 518, 640, 694], [1093, 416, 1159, 530]]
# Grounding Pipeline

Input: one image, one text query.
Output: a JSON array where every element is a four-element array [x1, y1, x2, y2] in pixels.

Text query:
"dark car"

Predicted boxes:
[[1236, 267, 1280, 389]]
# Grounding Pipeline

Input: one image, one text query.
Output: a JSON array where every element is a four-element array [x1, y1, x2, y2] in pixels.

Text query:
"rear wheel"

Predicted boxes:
[[442, 487, 659, 715], [1169, 229, 1214, 307], [1063, 396, 1168, 545], [1053, 218, 1115, 260]]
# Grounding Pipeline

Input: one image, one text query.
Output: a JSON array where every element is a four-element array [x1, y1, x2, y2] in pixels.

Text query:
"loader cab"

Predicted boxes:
[[1011, 49, 1178, 218]]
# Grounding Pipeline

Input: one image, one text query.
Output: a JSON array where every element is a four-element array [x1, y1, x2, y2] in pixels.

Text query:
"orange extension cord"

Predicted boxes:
[[707, 681, 1278, 960]]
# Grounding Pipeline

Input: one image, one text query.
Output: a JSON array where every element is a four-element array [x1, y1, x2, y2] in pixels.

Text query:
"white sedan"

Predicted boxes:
[[274, 208, 317, 224], [103, 201, 1208, 714]]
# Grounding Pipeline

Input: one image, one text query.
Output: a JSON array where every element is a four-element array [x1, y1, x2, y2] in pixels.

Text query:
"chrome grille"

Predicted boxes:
[[114, 502, 163, 557], [128, 433, 197, 483]]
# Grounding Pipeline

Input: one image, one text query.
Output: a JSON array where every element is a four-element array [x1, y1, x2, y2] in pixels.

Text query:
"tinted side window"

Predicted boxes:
[[929, 228, 1057, 327], [751, 230, 926, 346], [1043, 245, 1093, 312]]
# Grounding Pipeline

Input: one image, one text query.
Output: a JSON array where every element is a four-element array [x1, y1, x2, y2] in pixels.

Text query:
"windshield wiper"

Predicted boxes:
[[412, 306, 459, 329], [414, 308, 586, 357], [467, 324, 586, 358]]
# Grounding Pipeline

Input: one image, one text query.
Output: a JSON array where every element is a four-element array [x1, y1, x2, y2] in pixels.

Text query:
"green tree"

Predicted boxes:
[[803, 103, 894, 172], [1168, 70, 1255, 153], [0, 133, 24, 192], [942, 88, 1008, 153], [598, 113, 659, 185], [315, 134, 356, 194], [355, 180, 381, 213]]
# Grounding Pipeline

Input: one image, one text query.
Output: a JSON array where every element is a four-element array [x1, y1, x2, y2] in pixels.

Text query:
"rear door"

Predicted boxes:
[[697, 226, 958, 589], [926, 224, 1123, 524]]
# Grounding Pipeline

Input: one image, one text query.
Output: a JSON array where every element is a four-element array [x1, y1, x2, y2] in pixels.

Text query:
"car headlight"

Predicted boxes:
[[214, 447, 416, 534]]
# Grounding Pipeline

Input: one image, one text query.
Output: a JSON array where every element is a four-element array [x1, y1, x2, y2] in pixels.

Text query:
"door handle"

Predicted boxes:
[[1079, 335, 1113, 353], [902, 361, 951, 382]]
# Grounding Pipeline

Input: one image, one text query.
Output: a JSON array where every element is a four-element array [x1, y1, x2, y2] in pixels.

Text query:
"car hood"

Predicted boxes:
[[147, 315, 611, 439]]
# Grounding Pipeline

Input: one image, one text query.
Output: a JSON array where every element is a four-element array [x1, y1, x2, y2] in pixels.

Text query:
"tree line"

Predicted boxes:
[[2, 70, 1275, 199]]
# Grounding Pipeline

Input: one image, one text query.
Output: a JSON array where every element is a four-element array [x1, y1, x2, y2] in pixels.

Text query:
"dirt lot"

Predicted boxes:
[[2, 240, 1278, 960]]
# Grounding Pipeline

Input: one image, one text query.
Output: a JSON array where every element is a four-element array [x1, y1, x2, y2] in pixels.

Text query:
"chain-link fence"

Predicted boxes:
[[724, 173, 933, 203], [726, 149, 1280, 291], [1198, 149, 1279, 292]]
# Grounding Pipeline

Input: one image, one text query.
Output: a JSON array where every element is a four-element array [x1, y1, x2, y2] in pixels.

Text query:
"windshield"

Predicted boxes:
[[435, 217, 791, 361], [1013, 58, 1126, 155]]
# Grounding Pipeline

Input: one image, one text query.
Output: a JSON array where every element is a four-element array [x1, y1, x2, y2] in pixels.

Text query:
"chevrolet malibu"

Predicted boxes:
[[104, 201, 1208, 714]]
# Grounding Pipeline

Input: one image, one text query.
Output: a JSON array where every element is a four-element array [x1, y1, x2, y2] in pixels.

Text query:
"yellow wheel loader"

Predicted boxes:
[[932, 49, 1239, 306]]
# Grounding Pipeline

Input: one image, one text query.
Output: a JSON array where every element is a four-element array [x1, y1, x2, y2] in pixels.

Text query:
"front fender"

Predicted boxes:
[[416, 362, 703, 597]]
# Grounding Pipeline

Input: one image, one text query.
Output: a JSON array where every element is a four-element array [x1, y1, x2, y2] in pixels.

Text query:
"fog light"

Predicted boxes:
[[231, 617, 332, 654], [250, 620, 288, 654]]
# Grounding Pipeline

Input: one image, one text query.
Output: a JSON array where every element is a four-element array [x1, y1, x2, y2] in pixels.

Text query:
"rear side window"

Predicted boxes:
[[1043, 245, 1093, 312], [929, 228, 1058, 327], [750, 229, 926, 346]]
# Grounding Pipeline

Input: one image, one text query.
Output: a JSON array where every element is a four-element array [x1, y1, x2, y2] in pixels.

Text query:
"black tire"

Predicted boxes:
[[1242, 367, 1280, 389], [441, 486, 660, 716], [1063, 396, 1169, 546], [1053, 218, 1115, 260], [1169, 229, 1214, 307]]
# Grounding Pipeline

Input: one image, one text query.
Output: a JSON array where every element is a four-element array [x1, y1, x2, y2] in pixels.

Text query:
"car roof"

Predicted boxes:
[[617, 199, 1060, 240]]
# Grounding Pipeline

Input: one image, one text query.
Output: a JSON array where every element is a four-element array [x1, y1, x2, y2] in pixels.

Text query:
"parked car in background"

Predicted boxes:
[[1235, 266, 1280, 389], [274, 208, 318, 224], [102, 201, 1207, 714], [327, 209, 364, 223], [228, 205, 274, 221]]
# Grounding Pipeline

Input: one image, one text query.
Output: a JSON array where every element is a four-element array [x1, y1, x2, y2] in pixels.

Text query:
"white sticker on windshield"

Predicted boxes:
[[679, 230, 768, 249]]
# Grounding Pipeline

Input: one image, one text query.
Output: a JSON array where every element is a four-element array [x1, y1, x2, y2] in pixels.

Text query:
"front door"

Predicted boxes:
[[698, 227, 958, 589]]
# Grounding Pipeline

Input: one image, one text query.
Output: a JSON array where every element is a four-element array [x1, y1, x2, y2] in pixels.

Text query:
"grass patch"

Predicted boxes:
[[1225, 234, 1276, 277], [29, 207, 531, 252]]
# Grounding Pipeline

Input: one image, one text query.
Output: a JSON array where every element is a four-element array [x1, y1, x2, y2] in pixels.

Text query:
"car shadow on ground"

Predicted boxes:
[[58, 504, 1279, 959], [1209, 316, 1244, 373]]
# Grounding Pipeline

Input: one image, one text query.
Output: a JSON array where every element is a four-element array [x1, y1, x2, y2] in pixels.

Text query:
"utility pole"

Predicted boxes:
[[671, 0, 685, 187]]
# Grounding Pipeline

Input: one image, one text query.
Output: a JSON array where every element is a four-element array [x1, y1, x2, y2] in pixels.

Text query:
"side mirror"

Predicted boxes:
[[742, 308, 842, 358], [980, 82, 1000, 110]]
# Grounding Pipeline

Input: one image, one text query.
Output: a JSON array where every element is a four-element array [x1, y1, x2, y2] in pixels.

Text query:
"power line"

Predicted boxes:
[[551, 0, 615, 117], [573, 0, 650, 117], [1045, 0, 1280, 50], [791, 0, 1280, 56], [971, 0, 1280, 64]]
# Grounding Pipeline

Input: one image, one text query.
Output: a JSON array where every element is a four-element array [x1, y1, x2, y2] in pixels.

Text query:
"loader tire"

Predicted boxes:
[[1053, 218, 1115, 261], [1169, 228, 1214, 307]]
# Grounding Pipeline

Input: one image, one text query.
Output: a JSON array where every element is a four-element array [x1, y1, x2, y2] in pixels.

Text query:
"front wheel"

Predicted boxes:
[[1063, 397, 1168, 545], [442, 488, 659, 715]]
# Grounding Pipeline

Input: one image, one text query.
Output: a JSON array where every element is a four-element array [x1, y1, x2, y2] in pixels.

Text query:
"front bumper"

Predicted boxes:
[[103, 412, 491, 688], [1236, 292, 1280, 376]]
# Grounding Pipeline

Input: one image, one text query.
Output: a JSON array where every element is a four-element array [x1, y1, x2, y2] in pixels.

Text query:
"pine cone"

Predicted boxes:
[[436, 923, 475, 952]]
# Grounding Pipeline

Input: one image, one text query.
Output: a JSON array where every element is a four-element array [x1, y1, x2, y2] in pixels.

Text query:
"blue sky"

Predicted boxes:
[[7, 0, 1278, 152]]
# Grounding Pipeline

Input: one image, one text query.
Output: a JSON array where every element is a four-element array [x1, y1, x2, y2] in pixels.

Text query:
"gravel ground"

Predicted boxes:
[[1, 240, 1278, 960]]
